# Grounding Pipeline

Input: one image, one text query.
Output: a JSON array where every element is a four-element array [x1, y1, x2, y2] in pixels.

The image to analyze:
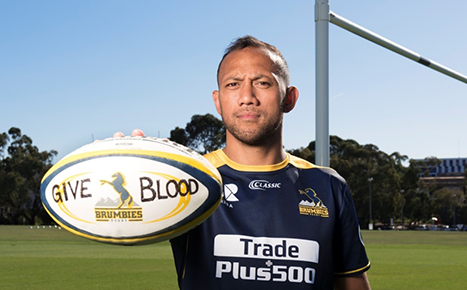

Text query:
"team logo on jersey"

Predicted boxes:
[[248, 180, 281, 191], [298, 188, 329, 217], [222, 183, 239, 208]]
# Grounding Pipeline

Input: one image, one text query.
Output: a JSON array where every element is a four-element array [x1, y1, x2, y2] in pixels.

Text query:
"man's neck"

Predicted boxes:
[[222, 135, 286, 166]]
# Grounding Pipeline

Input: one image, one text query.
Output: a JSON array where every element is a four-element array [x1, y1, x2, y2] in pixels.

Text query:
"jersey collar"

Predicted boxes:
[[205, 149, 290, 172]]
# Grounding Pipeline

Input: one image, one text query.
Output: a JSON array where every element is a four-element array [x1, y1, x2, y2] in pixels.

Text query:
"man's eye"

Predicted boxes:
[[257, 81, 270, 87], [226, 83, 238, 87]]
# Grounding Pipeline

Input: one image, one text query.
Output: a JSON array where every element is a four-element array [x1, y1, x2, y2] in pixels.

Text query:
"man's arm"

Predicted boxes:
[[334, 272, 371, 290]]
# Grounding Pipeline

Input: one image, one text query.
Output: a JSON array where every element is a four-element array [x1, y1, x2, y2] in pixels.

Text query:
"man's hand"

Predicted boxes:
[[113, 129, 145, 138]]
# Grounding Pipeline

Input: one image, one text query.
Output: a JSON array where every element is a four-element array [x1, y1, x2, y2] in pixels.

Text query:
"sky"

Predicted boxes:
[[1, 0, 466, 163]]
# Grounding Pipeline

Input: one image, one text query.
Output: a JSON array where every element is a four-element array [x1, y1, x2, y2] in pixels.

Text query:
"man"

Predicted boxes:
[[128, 36, 371, 289]]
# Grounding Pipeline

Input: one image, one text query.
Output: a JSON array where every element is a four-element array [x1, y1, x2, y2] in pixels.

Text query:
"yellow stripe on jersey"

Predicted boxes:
[[288, 154, 318, 169], [204, 150, 288, 172], [335, 261, 371, 276], [204, 149, 323, 172]]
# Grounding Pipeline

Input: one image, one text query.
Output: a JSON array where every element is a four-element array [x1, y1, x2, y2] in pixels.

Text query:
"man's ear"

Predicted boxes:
[[212, 90, 222, 115], [282, 86, 299, 113]]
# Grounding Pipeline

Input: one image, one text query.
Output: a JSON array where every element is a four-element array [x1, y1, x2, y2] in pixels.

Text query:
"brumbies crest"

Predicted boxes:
[[96, 172, 143, 222], [298, 188, 329, 217]]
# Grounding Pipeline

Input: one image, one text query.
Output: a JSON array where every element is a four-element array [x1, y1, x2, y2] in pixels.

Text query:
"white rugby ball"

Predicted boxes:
[[40, 136, 223, 245]]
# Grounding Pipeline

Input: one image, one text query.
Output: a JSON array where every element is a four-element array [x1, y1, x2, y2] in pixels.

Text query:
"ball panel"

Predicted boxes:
[[42, 149, 221, 184]]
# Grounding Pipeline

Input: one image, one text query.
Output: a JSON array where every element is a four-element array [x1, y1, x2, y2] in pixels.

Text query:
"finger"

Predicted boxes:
[[131, 129, 145, 137], [113, 132, 125, 138]]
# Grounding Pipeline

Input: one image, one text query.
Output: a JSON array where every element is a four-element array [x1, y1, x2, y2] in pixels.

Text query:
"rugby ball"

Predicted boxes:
[[40, 136, 222, 245]]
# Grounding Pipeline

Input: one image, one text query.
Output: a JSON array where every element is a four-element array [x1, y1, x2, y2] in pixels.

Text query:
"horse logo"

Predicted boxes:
[[100, 172, 134, 209], [298, 187, 329, 217], [299, 188, 326, 207]]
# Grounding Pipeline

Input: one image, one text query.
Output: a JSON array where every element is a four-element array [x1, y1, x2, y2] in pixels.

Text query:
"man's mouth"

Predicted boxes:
[[236, 111, 260, 120]]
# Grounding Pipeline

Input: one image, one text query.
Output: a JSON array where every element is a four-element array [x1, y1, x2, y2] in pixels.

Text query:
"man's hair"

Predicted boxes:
[[216, 35, 290, 88]]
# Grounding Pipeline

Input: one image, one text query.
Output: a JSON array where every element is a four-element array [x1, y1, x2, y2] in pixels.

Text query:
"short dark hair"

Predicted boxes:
[[216, 35, 290, 88]]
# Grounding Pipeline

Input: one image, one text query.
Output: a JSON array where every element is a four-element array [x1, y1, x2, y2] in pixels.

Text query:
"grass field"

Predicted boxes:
[[0, 225, 178, 289], [363, 230, 467, 290], [1, 226, 467, 289]]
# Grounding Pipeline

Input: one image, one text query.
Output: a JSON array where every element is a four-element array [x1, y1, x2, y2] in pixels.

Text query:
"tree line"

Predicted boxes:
[[0, 128, 56, 225], [1, 115, 466, 227]]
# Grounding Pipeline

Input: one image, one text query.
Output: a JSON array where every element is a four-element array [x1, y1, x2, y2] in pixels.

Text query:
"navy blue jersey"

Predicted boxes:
[[170, 150, 370, 289]]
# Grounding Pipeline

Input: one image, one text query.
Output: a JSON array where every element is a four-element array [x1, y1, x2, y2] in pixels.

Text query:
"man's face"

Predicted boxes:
[[213, 47, 287, 146]]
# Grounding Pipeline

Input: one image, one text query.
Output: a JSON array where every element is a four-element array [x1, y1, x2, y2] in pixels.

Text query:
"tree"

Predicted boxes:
[[390, 152, 408, 169], [432, 188, 464, 225], [0, 127, 57, 224], [0, 132, 8, 159], [399, 160, 432, 225], [170, 114, 226, 154], [169, 126, 189, 146]]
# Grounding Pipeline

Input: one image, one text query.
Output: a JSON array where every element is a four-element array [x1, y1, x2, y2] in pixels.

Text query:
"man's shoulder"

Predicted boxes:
[[203, 149, 227, 168], [288, 154, 346, 183], [288, 154, 317, 169]]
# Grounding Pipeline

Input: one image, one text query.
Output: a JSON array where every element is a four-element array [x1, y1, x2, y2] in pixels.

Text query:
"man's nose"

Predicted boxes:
[[238, 83, 259, 106]]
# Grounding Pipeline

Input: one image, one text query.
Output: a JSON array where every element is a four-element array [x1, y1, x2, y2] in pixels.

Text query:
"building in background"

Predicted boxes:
[[417, 157, 466, 191]]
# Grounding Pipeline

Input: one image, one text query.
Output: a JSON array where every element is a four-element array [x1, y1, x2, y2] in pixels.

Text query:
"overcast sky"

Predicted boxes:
[[1, 0, 466, 163]]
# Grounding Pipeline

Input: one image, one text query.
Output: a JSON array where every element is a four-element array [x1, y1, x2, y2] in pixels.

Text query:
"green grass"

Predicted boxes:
[[362, 230, 467, 290], [1, 226, 467, 289], [0, 225, 177, 289]]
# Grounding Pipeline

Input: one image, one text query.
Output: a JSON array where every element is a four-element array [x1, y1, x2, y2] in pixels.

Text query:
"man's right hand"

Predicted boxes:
[[113, 129, 145, 138]]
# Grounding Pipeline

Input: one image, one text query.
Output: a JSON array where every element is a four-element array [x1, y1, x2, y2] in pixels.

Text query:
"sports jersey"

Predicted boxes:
[[170, 149, 370, 290]]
